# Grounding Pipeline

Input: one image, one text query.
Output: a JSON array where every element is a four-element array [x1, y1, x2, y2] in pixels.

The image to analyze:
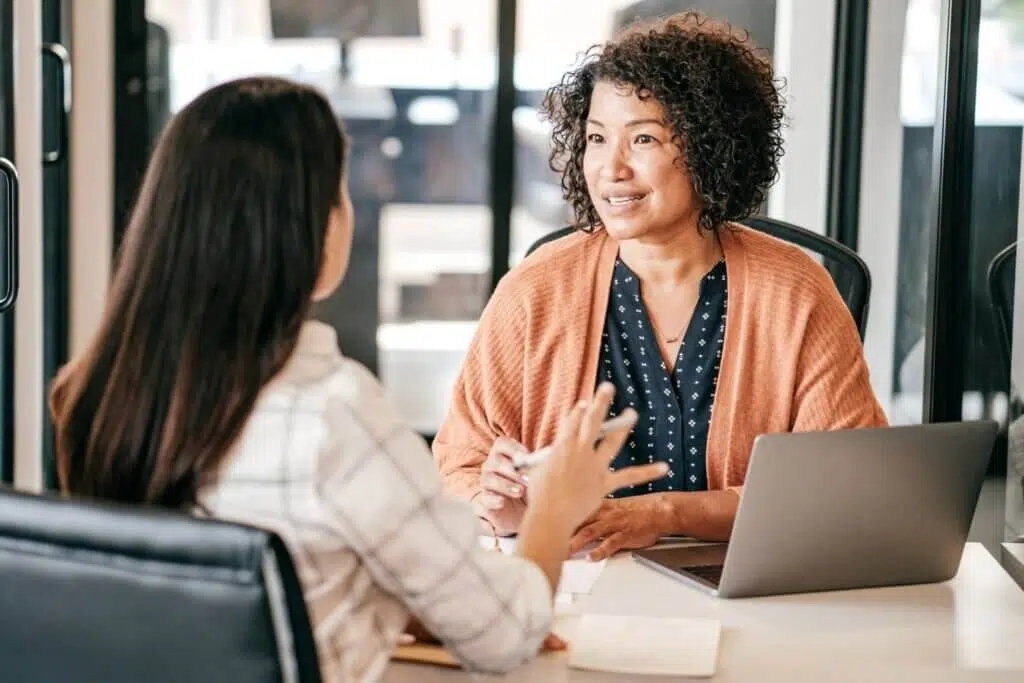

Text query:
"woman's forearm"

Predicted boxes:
[[517, 498, 574, 595], [659, 489, 739, 542]]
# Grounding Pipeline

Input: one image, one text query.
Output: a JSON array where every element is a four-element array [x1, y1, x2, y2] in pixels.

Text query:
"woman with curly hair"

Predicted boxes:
[[433, 12, 887, 559]]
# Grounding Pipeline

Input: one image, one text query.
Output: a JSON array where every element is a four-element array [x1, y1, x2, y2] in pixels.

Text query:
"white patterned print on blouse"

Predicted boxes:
[[598, 258, 728, 496]]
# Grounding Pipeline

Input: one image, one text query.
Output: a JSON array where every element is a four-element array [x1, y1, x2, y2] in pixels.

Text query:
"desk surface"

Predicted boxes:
[[383, 543, 1024, 682]]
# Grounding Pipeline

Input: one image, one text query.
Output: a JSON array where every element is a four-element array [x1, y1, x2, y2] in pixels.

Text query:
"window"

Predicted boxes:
[[144, 0, 498, 433]]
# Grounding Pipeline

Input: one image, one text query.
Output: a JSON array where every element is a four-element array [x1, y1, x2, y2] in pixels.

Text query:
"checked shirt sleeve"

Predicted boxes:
[[313, 361, 554, 674]]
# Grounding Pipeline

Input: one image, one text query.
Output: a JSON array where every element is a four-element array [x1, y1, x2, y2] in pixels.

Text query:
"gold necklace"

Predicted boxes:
[[646, 308, 688, 344], [662, 319, 688, 344], [665, 328, 686, 344], [651, 258, 724, 343]]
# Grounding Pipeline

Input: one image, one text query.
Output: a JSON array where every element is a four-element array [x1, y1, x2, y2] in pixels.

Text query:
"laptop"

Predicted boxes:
[[633, 421, 998, 599]]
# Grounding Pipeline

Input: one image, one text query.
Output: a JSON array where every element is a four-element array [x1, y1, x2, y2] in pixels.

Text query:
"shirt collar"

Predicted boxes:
[[613, 257, 726, 295]]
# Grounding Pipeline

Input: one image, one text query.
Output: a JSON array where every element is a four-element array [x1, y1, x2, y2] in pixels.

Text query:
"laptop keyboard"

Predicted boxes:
[[681, 564, 724, 586]]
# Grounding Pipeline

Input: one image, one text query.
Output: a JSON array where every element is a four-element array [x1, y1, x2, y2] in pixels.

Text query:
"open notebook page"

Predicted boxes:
[[568, 614, 722, 677]]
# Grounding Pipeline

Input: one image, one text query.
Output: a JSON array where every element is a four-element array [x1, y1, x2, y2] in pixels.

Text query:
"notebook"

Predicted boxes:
[[391, 643, 461, 668], [391, 640, 567, 669], [567, 614, 722, 677]]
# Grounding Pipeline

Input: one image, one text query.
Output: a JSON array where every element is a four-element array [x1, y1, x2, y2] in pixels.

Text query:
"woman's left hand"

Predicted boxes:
[[568, 495, 671, 561]]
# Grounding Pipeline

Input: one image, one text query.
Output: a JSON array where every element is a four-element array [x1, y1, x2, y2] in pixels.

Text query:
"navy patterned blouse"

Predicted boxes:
[[599, 257, 728, 496]]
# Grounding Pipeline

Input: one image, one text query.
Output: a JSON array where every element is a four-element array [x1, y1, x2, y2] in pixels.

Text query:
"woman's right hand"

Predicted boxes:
[[528, 383, 668, 535], [473, 438, 530, 536]]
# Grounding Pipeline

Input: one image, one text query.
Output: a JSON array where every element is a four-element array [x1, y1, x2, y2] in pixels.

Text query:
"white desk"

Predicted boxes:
[[383, 543, 1024, 682]]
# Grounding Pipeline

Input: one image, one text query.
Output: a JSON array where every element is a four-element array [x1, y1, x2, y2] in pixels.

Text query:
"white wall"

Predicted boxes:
[[857, 0, 910, 421], [767, 0, 837, 235], [69, 0, 114, 358], [13, 0, 43, 492]]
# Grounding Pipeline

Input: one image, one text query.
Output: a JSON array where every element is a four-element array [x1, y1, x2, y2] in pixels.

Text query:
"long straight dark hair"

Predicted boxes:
[[50, 76, 348, 508]]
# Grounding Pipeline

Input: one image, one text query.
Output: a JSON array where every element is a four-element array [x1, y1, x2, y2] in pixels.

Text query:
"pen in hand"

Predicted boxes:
[[512, 411, 637, 472]]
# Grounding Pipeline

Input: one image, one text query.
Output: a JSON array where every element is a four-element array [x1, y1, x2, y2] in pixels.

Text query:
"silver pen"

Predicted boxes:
[[512, 412, 637, 472]]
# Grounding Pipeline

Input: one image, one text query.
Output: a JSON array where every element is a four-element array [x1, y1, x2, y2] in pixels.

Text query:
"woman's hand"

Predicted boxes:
[[472, 438, 530, 536], [399, 616, 438, 645], [526, 384, 669, 536], [540, 633, 568, 652], [568, 495, 672, 560]]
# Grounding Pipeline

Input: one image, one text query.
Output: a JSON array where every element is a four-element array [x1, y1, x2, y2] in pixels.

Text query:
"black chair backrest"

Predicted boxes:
[[525, 217, 872, 339], [987, 242, 1016, 377], [0, 486, 321, 683]]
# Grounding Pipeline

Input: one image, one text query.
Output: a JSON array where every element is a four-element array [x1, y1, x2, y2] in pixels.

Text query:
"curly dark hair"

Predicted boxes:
[[541, 11, 786, 232]]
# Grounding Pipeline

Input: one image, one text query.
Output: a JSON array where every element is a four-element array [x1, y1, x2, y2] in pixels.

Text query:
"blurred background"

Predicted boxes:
[[2, 0, 1023, 544]]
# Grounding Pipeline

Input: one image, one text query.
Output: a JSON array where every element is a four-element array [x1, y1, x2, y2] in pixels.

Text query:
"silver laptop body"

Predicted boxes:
[[632, 421, 999, 599]]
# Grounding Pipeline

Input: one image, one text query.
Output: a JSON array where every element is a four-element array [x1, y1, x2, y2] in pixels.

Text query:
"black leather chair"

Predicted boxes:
[[0, 486, 321, 683], [987, 242, 1016, 378], [525, 216, 873, 339]]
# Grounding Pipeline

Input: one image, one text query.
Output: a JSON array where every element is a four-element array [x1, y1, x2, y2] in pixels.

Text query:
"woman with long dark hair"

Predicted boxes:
[[49, 75, 665, 681]]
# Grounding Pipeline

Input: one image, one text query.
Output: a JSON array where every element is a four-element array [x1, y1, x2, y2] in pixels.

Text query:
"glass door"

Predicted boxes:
[[971, 0, 1024, 541]]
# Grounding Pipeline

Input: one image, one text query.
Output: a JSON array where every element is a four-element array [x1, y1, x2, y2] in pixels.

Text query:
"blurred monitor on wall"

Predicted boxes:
[[269, 0, 421, 40]]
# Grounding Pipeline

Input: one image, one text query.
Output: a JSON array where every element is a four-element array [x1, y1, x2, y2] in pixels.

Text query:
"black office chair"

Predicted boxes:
[[987, 242, 1016, 378], [0, 486, 321, 683], [525, 216, 873, 339]]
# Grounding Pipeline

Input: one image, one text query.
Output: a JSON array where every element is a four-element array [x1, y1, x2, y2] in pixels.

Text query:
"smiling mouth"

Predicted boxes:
[[605, 194, 647, 206]]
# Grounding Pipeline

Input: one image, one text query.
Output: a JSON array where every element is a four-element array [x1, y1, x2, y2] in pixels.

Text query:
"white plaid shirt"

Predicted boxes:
[[199, 320, 553, 682]]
